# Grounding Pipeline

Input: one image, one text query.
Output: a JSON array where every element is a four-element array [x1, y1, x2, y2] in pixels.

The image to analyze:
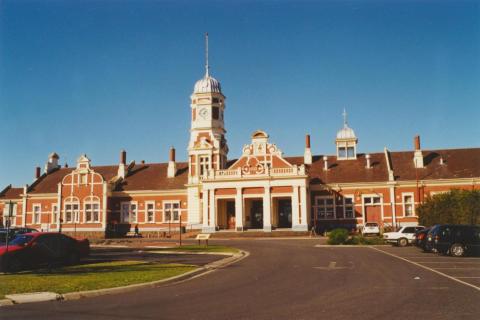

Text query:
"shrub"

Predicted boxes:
[[418, 190, 480, 226], [346, 235, 385, 245], [327, 228, 349, 245]]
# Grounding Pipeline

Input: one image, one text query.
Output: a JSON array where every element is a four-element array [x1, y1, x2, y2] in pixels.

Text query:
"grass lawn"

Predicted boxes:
[[0, 261, 197, 299], [154, 244, 239, 254]]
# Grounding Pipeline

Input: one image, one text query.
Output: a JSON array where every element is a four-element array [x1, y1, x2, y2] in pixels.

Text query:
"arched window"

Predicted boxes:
[[84, 196, 100, 223], [64, 196, 80, 223]]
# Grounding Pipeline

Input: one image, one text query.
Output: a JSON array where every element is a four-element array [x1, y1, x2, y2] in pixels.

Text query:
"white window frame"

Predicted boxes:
[[52, 204, 58, 225], [343, 195, 355, 219], [3, 202, 17, 227], [199, 156, 210, 176], [145, 201, 155, 223], [32, 204, 41, 224], [163, 201, 180, 222], [84, 196, 101, 223], [402, 192, 415, 217], [120, 201, 138, 223], [64, 197, 80, 223], [313, 196, 335, 220]]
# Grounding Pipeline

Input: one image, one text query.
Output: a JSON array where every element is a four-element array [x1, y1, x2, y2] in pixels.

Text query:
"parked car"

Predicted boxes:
[[0, 232, 90, 272], [383, 225, 425, 246], [414, 227, 432, 250], [429, 224, 480, 257], [361, 223, 380, 236], [0, 227, 38, 244]]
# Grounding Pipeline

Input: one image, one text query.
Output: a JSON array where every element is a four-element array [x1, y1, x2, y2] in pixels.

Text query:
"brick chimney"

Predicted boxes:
[[167, 146, 177, 178], [304, 134, 312, 165], [118, 149, 127, 178], [413, 135, 424, 168], [35, 166, 41, 179], [365, 154, 371, 169]]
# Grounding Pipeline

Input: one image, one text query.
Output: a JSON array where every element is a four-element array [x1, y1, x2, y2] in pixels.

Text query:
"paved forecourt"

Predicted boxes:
[[372, 245, 480, 290], [1, 239, 479, 320]]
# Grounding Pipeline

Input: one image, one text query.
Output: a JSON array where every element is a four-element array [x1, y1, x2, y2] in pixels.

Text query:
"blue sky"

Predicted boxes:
[[1, 0, 479, 187]]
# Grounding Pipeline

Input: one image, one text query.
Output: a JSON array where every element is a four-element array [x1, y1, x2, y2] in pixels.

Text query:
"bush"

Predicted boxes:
[[418, 190, 480, 226], [327, 228, 349, 245], [345, 235, 385, 245]]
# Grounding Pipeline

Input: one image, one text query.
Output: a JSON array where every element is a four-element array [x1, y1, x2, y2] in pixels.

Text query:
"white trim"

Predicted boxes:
[[32, 203, 42, 224], [145, 201, 156, 223], [163, 200, 181, 223], [401, 192, 415, 217], [313, 195, 335, 220]]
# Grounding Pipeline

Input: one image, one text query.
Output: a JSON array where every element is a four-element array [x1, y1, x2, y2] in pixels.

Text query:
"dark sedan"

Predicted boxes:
[[0, 232, 90, 272]]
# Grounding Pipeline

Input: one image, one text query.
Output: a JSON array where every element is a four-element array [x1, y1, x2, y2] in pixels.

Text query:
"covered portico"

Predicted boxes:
[[202, 168, 309, 233]]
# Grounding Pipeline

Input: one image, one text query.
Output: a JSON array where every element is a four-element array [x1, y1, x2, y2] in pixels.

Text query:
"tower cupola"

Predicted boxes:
[[335, 109, 358, 160]]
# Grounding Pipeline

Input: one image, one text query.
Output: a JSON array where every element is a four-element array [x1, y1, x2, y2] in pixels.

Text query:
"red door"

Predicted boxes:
[[365, 206, 381, 223]]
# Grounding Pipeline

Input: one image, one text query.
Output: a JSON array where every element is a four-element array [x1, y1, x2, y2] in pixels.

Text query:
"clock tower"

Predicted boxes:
[[188, 33, 228, 183], [187, 33, 228, 228]]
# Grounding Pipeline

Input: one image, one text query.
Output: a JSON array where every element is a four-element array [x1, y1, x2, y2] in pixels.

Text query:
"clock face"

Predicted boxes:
[[199, 108, 209, 119]]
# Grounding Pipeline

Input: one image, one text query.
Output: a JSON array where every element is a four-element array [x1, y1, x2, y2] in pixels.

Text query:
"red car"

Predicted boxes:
[[0, 232, 89, 272]]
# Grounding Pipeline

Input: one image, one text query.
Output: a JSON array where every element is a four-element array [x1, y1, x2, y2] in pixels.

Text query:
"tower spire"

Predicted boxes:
[[205, 32, 209, 77], [342, 108, 348, 128]]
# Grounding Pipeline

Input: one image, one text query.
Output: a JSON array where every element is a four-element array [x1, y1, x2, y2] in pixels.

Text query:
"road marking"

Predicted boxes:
[[370, 247, 480, 292], [313, 261, 354, 270]]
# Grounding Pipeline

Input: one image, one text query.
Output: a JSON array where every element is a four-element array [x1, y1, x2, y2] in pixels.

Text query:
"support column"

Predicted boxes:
[[263, 186, 272, 232], [235, 187, 244, 231], [202, 189, 214, 233], [390, 185, 397, 228], [291, 186, 300, 230], [296, 185, 308, 231], [209, 188, 216, 232]]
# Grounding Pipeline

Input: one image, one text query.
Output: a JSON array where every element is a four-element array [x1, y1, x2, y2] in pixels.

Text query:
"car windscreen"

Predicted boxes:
[[8, 235, 34, 246], [366, 223, 378, 227]]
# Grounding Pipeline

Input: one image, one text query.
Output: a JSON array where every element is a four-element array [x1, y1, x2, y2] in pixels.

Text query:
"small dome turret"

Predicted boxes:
[[193, 75, 222, 94]]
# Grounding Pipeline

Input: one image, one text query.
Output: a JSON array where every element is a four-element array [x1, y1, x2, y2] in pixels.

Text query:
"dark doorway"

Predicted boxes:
[[226, 201, 236, 229], [278, 199, 292, 228], [250, 200, 263, 229]]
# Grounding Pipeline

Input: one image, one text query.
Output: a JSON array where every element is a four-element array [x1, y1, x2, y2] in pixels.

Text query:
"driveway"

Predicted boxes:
[[1, 239, 479, 320]]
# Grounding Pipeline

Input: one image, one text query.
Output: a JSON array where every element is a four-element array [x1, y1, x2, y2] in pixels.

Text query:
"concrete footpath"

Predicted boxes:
[[0, 249, 248, 307]]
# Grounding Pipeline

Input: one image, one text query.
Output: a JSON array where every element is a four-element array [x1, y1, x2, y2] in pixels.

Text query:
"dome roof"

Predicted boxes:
[[336, 125, 357, 140], [193, 75, 222, 94]]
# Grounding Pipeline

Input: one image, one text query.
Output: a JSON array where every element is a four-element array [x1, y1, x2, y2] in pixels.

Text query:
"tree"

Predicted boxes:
[[417, 189, 480, 226]]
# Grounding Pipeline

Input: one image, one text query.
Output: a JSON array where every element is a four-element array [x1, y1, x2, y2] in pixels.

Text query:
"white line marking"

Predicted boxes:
[[370, 247, 480, 292]]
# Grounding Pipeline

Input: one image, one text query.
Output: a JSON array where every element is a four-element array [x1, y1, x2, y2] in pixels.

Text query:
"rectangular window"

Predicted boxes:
[[344, 197, 354, 219], [33, 204, 41, 224], [212, 106, 219, 120], [85, 203, 99, 223], [146, 202, 155, 223], [199, 156, 210, 176], [120, 202, 137, 223], [403, 194, 414, 217], [65, 203, 79, 223], [3, 202, 17, 227], [347, 147, 355, 158], [52, 204, 58, 224], [315, 197, 335, 219], [164, 202, 180, 222], [338, 147, 347, 158]]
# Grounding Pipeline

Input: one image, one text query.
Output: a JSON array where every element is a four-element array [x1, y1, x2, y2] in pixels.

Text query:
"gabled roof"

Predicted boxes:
[[390, 148, 480, 181], [0, 186, 23, 200], [114, 162, 189, 191], [305, 153, 389, 185]]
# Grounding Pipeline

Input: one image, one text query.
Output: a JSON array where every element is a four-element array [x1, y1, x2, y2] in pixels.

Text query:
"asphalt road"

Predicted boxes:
[[1, 240, 479, 320]]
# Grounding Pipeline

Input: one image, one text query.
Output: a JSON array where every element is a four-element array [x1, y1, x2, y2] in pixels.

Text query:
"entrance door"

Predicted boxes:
[[365, 206, 381, 223], [250, 200, 263, 229], [226, 201, 236, 230], [278, 199, 292, 228]]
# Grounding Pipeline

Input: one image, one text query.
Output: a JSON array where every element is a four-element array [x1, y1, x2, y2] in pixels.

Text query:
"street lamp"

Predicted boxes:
[[179, 212, 182, 247], [4, 200, 14, 271]]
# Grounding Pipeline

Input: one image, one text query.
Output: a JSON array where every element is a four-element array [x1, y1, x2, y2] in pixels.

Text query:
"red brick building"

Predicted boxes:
[[1, 55, 479, 238]]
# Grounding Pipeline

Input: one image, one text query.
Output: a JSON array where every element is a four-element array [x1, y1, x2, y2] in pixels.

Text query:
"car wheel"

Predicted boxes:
[[450, 243, 465, 257], [398, 238, 408, 247]]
